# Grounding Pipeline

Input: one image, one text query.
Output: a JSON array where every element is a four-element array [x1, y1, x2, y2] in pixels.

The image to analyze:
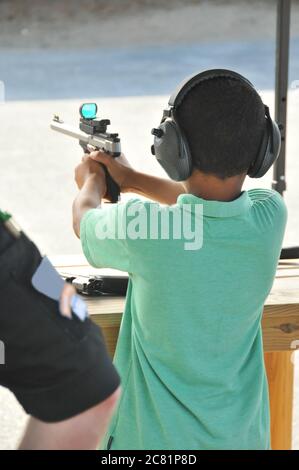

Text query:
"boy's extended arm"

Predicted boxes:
[[125, 170, 186, 205], [88, 150, 186, 205], [72, 149, 185, 239], [73, 156, 107, 238], [72, 175, 104, 238]]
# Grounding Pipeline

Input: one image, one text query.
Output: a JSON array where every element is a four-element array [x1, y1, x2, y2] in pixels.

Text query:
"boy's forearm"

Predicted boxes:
[[73, 175, 104, 238], [127, 170, 186, 205]]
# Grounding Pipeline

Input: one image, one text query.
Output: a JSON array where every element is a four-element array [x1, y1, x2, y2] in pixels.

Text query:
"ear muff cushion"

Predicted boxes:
[[154, 119, 192, 181], [248, 118, 281, 178]]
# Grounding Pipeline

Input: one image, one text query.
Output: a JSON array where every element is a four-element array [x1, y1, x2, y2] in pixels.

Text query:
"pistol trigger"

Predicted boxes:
[[79, 141, 88, 153]]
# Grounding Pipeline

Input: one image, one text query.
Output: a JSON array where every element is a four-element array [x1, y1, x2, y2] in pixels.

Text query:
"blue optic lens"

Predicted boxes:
[[80, 103, 97, 119]]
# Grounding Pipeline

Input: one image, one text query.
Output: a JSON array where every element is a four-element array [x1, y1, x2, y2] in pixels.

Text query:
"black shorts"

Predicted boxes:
[[0, 224, 120, 422]]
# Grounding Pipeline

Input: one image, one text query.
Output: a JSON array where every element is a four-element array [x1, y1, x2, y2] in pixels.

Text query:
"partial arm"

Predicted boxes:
[[88, 151, 186, 205], [126, 170, 185, 205], [73, 155, 107, 238], [73, 174, 105, 238]]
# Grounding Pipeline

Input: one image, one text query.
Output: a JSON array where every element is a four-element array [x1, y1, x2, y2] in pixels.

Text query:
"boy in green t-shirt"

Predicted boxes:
[[72, 70, 287, 449]]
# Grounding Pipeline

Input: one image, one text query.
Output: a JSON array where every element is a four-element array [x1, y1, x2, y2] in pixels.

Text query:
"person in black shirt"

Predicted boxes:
[[0, 210, 120, 449]]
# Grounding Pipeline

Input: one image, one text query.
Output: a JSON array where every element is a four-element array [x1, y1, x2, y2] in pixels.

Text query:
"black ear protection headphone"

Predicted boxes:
[[151, 69, 281, 181]]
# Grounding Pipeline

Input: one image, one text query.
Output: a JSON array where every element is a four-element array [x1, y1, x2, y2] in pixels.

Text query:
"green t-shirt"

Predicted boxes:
[[80, 188, 287, 450]]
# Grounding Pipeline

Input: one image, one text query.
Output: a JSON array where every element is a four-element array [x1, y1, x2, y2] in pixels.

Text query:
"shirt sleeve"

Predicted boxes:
[[248, 188, 288, 252], [80, 201, 132, 272], [248, 188, 287, 226]]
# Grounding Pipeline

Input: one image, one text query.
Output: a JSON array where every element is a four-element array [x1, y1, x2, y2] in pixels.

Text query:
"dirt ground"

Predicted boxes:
[[0, 0, 299, 49]]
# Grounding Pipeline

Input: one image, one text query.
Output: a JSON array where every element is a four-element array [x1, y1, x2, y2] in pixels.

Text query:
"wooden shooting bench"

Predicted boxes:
[[52, 255, 299, 450]]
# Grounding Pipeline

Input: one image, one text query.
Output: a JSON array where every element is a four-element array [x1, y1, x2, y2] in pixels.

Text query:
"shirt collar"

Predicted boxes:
[[177, 191, 253, 218]]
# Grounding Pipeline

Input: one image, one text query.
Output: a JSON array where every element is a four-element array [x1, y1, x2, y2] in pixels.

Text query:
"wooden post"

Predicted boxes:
[[264, 351, 294, 449]]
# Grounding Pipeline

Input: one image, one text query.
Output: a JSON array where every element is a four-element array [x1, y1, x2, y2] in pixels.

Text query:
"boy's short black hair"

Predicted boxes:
[[175, 76, 266, 179]]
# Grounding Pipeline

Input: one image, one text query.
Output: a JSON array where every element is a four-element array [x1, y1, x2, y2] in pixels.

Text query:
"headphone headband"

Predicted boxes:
[[168, 69, 255, 109], [152, 68, 281, 181]]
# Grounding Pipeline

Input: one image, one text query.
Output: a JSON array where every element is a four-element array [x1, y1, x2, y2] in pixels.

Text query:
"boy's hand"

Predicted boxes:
[[88, 150, 134, 193], [74, 155, 107, 196]]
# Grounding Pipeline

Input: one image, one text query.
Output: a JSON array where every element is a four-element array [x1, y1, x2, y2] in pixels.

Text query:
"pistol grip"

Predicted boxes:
[[78, 141, 120, 202], [102, 165, 120, 203]]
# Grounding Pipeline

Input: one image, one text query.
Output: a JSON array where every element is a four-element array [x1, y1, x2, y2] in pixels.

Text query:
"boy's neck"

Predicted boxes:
[[183, 169, 246, 202]]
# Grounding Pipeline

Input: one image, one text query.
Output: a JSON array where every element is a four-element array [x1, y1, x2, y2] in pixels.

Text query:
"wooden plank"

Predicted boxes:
[[262, 304, 299, 352], [51, 256, 299, 307], [264, 351, 294, 449], [85, 298, 299, 353], [50, 257, 299, 353], [85, 298, 123, 358]]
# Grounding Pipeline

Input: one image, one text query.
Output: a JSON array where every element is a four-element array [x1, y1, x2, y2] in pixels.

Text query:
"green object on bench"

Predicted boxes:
[[0, 210, 12, 223]]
